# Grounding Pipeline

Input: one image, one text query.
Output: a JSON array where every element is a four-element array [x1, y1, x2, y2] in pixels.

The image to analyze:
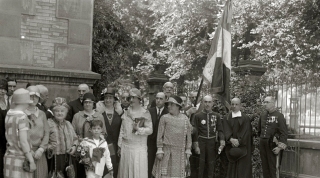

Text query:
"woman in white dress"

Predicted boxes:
[[117, 88, 153, 178]]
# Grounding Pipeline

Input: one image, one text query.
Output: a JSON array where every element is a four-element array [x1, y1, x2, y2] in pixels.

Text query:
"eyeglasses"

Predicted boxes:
[[122, 97, 130, 101]]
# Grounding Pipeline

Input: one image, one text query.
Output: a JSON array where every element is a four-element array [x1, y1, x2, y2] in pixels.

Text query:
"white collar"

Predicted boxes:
[[156, 107, 164, 113], [232, 111, 242, 118]]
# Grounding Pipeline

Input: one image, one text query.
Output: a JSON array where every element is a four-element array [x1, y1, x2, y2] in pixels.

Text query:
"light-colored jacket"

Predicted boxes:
[[80, 137, 113, 177]]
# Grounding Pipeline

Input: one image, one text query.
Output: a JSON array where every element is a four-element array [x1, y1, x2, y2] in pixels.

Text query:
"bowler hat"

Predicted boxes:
[[226, 146, 247, 163], [101, 87, 118, 101], [27, 86, 41, 98], [166, 95, 183, 107], [12, 88, 33, 104]]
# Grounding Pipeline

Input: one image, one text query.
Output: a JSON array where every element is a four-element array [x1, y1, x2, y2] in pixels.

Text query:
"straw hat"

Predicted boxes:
[[11, 88, 33, 104]]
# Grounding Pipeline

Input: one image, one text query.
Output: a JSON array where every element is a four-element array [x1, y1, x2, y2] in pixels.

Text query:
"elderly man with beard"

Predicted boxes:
[[66, 84, 90, 122], [258, 96, 288, 178], [223, 98, 252, 178]]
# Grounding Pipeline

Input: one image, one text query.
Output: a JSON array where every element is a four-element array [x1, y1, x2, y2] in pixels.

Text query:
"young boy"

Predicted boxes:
[[80, 120, 113, 178]]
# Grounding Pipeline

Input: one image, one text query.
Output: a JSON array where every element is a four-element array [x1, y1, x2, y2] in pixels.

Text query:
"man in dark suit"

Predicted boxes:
[[150, 82, 174, 108], [147, 92, 168, 178], [66, 83, 90, 122]]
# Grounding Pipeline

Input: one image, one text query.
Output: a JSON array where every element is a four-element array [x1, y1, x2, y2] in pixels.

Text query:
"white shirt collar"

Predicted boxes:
[[156, 106, 164, 115], [232, 111, 242, 118]]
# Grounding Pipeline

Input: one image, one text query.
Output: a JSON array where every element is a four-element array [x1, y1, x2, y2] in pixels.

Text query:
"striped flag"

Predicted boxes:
[[202, 0, 232, 108]]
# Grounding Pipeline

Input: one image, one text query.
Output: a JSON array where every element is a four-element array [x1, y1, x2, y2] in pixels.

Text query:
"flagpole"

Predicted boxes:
[[194, 78, 204, 107]]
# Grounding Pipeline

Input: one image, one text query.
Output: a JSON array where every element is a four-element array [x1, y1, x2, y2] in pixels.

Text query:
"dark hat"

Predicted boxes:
[[166, 95, 183, 107], [100, 87, 118, 101], [226, 146, 247, 163], [0, 79, 8, 91], [83, 93, 96, 102]]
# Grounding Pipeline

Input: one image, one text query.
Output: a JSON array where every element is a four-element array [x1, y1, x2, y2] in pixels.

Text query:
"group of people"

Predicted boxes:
[[0, 78, 288, 178]]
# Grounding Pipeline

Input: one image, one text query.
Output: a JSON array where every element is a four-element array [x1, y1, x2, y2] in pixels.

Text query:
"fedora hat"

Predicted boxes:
[[226, 146, 247, 163], [12, 88, 33, 104], [166, 95, 183, 107], [101, 87, 118, 101], [27, 86, 41, 98]]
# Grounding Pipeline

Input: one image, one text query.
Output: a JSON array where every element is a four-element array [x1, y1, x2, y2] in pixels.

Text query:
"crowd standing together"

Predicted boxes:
[[0, 78, 288, 178]]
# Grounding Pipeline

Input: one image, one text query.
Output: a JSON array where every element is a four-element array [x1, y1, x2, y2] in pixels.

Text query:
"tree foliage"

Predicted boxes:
[[92, 0, 133, 95]]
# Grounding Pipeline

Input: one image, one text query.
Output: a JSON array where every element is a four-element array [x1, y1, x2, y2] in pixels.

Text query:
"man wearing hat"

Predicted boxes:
[[147, 92, 168, 178], [66, 83, 90, 122], [193, 95, 225, 178], [223, 98, 252, 178], [259, 96, 287, 178]]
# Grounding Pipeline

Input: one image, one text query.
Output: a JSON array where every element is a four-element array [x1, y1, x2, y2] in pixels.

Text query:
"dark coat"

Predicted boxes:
[[102, 110, 122, 178], [147, 106, 168, 178], [223, 112, 252, 178], [66, 98, 83, 122]]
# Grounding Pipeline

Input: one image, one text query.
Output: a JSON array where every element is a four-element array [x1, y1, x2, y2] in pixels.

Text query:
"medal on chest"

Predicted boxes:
[[267, 115, 278, 123], [201, 120, 206, 125], [211, 115, 217, 132]]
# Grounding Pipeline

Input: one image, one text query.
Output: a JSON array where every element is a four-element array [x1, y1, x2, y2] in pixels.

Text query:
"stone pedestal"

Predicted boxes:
[[0, 64, 100, 104], [147, 64, 169, 103], [233, 60, 267, 83]]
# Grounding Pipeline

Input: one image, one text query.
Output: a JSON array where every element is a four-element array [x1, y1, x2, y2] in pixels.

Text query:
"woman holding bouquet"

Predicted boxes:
[[118, 88, 153, 178], [47, 97, 78, 177], [152, 96, 193, 178]]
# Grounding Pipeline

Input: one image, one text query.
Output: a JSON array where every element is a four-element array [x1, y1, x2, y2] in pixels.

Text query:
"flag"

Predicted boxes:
[[202, 0, 232, 109]]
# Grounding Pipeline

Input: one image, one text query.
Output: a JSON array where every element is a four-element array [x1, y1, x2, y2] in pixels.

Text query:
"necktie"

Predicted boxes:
[[157, 108, 161, 119], [6, 97, 10, 110]]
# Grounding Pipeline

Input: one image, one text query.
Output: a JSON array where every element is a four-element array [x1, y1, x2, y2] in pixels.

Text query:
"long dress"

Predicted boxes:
[[117, 107, 153, 178], [25, 108, 49, 178], [152, 113, 192, 178], [3, 110, 33, 178]]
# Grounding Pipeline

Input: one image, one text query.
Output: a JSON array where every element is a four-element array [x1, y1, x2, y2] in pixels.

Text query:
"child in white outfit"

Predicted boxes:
[[79, 120, 113, 178]]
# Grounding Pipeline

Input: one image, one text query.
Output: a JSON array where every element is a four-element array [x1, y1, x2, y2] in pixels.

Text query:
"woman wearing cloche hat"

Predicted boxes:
[[3, 88, 36, 178], [118, 88, 153, 178], [25, 86, 50, 178], [152, 95, 193, 178]]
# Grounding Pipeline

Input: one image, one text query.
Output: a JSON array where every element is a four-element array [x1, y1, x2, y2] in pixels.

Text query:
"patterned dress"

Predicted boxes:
[[152, 113, 192, 178], [117, 107, 153, 178], [4, 110, 33, 178]]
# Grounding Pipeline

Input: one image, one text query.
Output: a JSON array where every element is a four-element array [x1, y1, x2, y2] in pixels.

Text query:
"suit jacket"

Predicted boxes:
[[147, 107, 168, 148], [66, 98, 83, 122]]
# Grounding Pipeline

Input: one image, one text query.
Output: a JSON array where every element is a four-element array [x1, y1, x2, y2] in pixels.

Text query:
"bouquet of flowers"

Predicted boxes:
[[75, 144, 94, 171]]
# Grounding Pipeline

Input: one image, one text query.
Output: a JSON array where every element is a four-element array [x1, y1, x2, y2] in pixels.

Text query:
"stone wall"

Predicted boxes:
[[0, 0, 100, 103]]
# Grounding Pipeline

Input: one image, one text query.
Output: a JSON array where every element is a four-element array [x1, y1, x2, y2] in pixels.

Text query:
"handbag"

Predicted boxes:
[[48, 154, 65, 178], [23, 158, 35, 172], [66, 155, 75, 178]]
